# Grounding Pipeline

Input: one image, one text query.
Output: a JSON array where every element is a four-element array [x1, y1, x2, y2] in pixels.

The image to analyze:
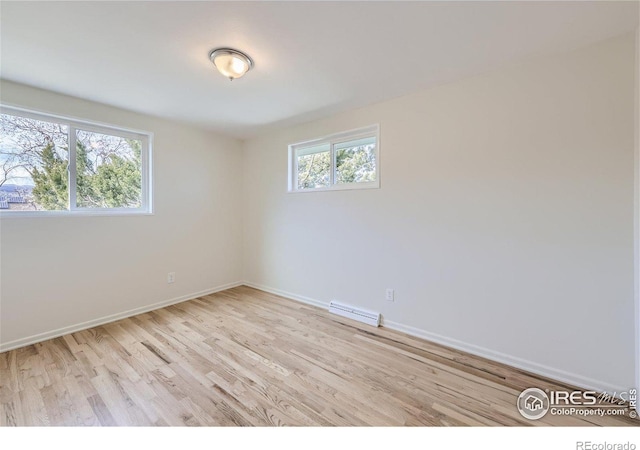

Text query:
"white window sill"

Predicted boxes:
[[0, 210, 154, 219], [287, 181, 380, 193]]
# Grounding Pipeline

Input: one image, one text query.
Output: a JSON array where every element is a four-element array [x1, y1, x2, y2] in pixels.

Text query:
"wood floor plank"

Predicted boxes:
[[0, 285, 637, 426]]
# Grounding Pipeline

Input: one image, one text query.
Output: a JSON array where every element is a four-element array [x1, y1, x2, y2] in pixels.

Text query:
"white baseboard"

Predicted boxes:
[[381, 319, 627, 395], [4, 279, 627, 395], [242, 281, 329, 309], [243, 281, 626, 395], [0, 281, 243, 353]]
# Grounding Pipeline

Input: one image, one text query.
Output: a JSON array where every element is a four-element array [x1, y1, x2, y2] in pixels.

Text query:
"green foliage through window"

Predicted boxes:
[[30, 143, 69, 210], [0, 111, 147, 212], [291, 129, 378, 191], [297, 151, 330, 189], [76, 131, 142, 209], [336, 143, 376, 184]]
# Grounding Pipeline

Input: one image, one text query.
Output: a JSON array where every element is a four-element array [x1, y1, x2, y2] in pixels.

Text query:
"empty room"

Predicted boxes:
[[0, 0, 638, 446]]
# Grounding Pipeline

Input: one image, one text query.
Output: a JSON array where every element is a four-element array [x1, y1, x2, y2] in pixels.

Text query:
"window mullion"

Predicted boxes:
[[68, 126, 77, 210], [330, 139, 336, 186], [293, 147, 299, 190], [142, 136, 150, 211]]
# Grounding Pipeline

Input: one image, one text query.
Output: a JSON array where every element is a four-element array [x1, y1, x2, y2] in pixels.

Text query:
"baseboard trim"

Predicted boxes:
[[242, 281, 329, 310], [0, 281, 243, 353], [381, 319, 626, 395], [4, 280, 627, 395], [243, 281, 626, 395]]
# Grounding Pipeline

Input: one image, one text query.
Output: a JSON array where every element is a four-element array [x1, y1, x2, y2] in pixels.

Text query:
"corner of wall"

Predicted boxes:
[[634, 25, 640, 401], [239, 137, 248, 283]]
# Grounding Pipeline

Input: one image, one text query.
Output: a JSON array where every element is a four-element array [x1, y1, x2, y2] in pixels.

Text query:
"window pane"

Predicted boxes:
[[76, 130, 142, 209], [296, 144, 330, 189], [335, 137, 376, 184], [0, 113, 69, 211]]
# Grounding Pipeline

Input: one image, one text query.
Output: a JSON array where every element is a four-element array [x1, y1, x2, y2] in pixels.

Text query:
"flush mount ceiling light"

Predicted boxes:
[[209, 48, 253, 81]]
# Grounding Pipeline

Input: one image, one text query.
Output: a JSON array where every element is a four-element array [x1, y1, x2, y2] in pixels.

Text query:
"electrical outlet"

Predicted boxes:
[[167, 272, 175, 284], [385, 288, 394, 302]]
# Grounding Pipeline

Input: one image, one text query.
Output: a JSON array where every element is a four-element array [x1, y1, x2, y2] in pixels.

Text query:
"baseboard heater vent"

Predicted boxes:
[[328, 301, 381, 327]]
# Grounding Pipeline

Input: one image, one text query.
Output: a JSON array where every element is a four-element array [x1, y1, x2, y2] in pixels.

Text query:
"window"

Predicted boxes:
[[0, 106, 152, 215], [288, 124, 379, 192]]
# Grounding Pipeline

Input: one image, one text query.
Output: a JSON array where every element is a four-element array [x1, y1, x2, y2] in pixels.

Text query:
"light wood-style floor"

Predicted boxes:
[[0, 286, 636, 426]]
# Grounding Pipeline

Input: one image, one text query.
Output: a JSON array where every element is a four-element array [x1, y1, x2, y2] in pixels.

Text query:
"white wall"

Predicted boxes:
[[242, 33, 636, 393], [0, 33, 635, 394], [0, 80, 243, 349]]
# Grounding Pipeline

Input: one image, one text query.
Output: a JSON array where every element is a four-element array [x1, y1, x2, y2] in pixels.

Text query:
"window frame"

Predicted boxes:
[[0, 104, 153, 218], [288, 124, 380, 193]]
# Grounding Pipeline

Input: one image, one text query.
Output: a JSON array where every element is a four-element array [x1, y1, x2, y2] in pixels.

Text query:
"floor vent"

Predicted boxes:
[[328, 301, 381, 327]]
